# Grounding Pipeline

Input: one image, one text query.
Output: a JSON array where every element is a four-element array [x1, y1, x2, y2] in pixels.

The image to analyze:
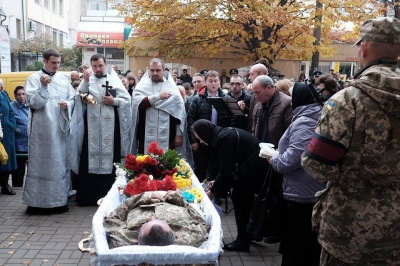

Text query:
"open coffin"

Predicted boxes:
[[90, 174, 223, 266]]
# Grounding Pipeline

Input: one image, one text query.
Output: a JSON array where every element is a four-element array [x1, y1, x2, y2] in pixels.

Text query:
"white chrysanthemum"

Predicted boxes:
[[115, 168, 126, 177]]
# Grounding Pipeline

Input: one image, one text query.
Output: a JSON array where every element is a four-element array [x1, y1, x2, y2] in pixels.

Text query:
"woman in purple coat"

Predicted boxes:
[[269, 82, 326, 265]]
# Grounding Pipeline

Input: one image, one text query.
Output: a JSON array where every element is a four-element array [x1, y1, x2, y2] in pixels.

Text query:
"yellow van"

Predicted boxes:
[[0, 71, 72, 100], [0, 72, 34, 100]]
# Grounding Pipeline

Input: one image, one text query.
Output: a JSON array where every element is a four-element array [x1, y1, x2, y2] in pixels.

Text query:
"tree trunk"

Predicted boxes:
[[310, 0, 323, 80]]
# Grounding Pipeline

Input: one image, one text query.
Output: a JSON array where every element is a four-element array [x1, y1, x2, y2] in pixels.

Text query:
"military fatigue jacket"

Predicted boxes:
[[301, 60, 400, 264], [104, 192, 210, 248]]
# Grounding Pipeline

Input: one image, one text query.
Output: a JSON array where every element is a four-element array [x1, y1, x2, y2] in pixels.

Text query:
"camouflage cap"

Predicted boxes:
[[354, 17, 400, 46]]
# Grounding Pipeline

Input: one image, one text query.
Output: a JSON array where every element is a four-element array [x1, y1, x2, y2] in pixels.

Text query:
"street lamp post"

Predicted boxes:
[[0, 8, 7, 26]]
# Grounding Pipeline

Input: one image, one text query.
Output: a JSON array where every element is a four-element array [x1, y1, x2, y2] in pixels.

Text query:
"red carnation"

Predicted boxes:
[[145, 156, 152, 164], [131, 184, 143, 195], [161, 175, 177, 191], [162, 168, 177, 176], [134, 162, 144, 172], [124, 181, 136, 196], [137, 174, 149, 183], [148, 180, 158, 191], [147, 142, 158, 154], [149, 158, 158, 165], [154, 148, 164, 156], [152, 179, 162, 190], [125, 154, 136, 170]]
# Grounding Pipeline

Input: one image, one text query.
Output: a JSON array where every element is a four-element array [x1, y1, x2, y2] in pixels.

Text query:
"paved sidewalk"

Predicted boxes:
[[0, 188, 281, 266]]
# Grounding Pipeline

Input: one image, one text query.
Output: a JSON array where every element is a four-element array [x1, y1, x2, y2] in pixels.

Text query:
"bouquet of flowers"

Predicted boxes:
[[116, 141, 194, 197]]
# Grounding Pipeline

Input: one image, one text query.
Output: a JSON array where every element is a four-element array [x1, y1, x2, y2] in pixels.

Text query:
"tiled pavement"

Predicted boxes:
[[0, 188, 281, 266]]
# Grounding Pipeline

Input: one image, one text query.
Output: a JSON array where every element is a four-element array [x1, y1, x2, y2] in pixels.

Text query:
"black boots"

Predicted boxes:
[[1, 173, 16, 195], [223, 207, 251, 251], [223, 239, 250, 251], [1, 184, 16, 195], [26, 205, 69, 215]]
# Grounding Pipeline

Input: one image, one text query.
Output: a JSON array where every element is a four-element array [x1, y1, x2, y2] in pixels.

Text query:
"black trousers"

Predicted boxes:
[[279, 200, 321, 266], [12, 152, 28, 187]]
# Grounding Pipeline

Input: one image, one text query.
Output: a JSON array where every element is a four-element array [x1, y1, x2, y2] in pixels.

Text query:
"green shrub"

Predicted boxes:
[[25, 61, 44, 71]]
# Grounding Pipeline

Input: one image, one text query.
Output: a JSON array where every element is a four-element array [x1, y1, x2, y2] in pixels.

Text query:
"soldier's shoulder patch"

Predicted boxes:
[[325, 100, 334, 111]]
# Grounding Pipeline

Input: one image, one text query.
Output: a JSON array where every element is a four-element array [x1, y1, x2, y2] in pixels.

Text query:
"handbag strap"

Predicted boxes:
[[258, 165, 273, 197], [227, 127, 240, 165]]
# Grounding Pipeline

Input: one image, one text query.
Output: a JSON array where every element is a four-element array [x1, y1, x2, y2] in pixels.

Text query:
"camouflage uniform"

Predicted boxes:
[[301, 17, 400, 265], [104, 192, 210, 248]]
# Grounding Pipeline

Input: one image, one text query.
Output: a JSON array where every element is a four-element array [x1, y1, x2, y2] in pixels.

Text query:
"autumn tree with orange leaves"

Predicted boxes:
[[113, 0, 386, 64]]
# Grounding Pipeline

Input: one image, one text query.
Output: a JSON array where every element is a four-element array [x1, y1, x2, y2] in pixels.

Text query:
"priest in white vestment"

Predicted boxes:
[[76, 53, 131, 206], [23, 48, 76, 214], [130, 58, 189, 159]]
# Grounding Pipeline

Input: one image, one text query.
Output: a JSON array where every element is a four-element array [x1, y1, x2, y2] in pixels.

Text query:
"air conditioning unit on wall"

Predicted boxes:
[[28, 21, 36, 31]]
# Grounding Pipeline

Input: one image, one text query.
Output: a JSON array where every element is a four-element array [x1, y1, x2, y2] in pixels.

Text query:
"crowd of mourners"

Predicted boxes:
[[0, 16, 399, 266]]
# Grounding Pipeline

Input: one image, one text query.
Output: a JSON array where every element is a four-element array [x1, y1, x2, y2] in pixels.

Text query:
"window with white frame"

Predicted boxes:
[[88, 0, 107, 10], [59, 0, 64, 16], [59, 33, 64, 46], [16, 19, 22, 38], [52, 0, 56, 13], [53, 30, 57, 43]]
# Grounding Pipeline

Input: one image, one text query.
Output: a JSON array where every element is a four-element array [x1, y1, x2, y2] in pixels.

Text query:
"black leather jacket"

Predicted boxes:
[[187, 86, 231, 143]]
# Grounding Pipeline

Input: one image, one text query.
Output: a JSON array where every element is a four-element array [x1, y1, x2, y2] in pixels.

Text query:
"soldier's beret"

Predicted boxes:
[[354, 17, 400, 46]]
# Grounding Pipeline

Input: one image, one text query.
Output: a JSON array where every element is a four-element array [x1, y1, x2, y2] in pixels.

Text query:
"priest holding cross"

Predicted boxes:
[[76, 53, 131, 206]]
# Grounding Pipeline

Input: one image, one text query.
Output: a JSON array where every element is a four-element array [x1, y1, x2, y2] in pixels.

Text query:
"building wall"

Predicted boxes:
[[26, 0, 69, 46], [0, 0, 24, 39], [67, 0, 82, 47], [77, 0, 126, 71], [128, 42, 359, 80]]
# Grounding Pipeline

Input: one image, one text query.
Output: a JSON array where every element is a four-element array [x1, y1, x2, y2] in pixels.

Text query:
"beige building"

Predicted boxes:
[[127, 42, 359, 81], [77, 0, 127, 72]]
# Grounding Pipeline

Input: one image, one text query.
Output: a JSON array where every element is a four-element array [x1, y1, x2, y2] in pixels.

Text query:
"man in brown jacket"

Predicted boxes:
[[251, 75, 292, 147], [249, 74, 292, 244]]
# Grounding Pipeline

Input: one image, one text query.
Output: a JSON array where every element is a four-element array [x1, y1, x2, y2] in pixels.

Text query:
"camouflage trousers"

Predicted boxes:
[[320, 249, 350, 266]]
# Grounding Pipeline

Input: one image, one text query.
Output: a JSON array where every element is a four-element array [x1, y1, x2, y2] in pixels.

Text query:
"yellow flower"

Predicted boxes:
[[136, 155, 150, 163]]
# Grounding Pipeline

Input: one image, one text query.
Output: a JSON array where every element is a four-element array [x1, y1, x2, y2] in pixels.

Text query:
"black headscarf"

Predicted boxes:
[[193, 119, 220, 146], [291, 82, 316, 109]]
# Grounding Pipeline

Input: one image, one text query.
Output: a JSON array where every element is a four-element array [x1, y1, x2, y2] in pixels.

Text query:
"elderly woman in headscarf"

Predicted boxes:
[[193, 119, 269, 252], [268, 82, 326, 265]]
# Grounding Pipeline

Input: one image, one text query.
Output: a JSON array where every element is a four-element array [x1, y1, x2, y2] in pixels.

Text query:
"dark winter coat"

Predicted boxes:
[[193, 119, 269, 204], [227, 90, 251, 130], [187, 86, 231, 143], [0, 91, 17, 172]]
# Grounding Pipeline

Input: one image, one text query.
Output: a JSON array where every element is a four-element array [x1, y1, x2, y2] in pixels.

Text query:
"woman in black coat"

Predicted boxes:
[[193, 119, 269, 251]]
